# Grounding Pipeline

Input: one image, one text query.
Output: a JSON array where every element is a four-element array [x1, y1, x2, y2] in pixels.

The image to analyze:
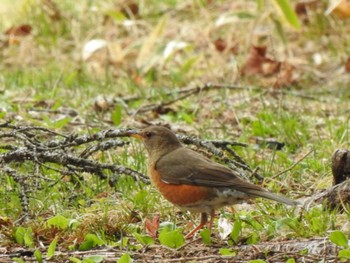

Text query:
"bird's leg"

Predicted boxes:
[[208, 210, 215, 231], [185, 212, 208, 239]]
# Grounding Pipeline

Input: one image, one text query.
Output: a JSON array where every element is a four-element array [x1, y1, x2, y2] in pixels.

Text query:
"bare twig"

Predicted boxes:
[[271, 149, 314, 179]]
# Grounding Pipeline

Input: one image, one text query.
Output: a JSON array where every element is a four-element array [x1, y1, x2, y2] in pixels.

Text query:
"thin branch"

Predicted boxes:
[[271, 149, 314, 179]]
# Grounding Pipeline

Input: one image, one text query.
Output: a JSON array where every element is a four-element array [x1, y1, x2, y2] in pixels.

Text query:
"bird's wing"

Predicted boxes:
[[156, 147, 260, 190], [155, 147, 298, 206]]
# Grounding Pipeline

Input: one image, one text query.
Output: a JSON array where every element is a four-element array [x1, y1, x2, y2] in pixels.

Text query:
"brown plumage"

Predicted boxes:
[[128, 126, 298, 238]]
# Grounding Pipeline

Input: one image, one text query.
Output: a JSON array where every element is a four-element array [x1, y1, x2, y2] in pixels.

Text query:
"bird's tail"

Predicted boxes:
[[247, 189, 299, 206]]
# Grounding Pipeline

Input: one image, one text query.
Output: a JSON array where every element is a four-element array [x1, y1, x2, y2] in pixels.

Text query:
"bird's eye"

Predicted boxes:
[[145, 131, 153, 138]]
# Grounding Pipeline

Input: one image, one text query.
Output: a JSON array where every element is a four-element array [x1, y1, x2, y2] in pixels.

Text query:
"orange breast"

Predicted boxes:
[[148, 164, 212, 207]]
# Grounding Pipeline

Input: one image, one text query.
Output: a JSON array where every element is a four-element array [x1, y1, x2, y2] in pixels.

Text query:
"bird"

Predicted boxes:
[[128, 126, 298, 238]]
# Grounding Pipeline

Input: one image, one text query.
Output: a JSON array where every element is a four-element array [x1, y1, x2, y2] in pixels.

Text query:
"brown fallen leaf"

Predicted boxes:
[[213, 37, 239, 54], [145, 214, 160, 238], [214, 38, 227, 52], [295, 0, 320, 23], [241, 46, 281, 76], [120, 0, 139, 18], [345, 57, 350, 73], [273, 62, 296, 88], [5, 24, 32, 37]]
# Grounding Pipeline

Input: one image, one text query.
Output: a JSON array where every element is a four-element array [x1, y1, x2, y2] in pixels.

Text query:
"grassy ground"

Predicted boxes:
[[1, 0, 350, 262]]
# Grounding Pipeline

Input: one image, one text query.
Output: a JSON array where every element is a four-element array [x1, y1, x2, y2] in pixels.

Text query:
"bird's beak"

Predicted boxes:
[[126, 129, 144, 139]]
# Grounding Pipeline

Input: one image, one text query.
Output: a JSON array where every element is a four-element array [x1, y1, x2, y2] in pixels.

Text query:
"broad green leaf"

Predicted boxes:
[[15, 226, 26, 245], [83, 255, 104, 263], [330, 230, 349, 248], [339, 249, 350, 259], [158, 229, 185, 249], [105, 10, 126, 22], [134, 233, 155, 246], [286, 258, 296, 263], [247, 232, 260, 245], [34, 250, 43, 263], [158, 221, 176, 232], [79, 234, 104, 251], [69, 257, 82, 263], [272, 0, 301, 29], [118, 253, 133, 263], [231, 220, 241, 243], [24, 227, 34, 248], [200, 228, 211, 245], [219, 248, 236, 256], [249, 260, 267, 263], [47, 215, 69, 229], [47, 237, 58, 259]]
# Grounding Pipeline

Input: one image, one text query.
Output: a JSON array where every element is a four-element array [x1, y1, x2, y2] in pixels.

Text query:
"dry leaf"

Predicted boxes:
[[136, 17, 167, 70], [145, 214, 160, 238], [5, 24, 32, 37], [326, 0, 350, 18], [82, 39, 108, 61], [120, 1, 139, 18], [295, 0, 320, 23], [214, 38, 227, 52], [163, 41, 188, 60], [241, 46, 281, 76], [42, 0, 61, 20], [345, 57, 350, 73], [273, 62, 295, 88]]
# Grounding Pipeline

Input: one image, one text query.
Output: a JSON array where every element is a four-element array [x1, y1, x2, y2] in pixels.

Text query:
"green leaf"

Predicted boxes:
[[272, 0, 301, 29], [69, 257, 82, 263], [105, 10, 127, 22], [52, 117, 72, 129], [116, 237, 129, 248], [83, 255, 104, 263], [286, 258, 296, 263], [158, 229, 185, 249], [247, 232, 259, 245], [219, 248, 236, 256], [158, 221, 176, 232], [339, 249, 350, 260], [47, 237, 58, 259], [330, 230, 349, 248], [34, 250, 43, 263], [134, 233, 155, 246], [15, 226, 26, 245], [79, 234, 105, 251], [200, 228, 211, 245], [117, 253, 133, 263], [12, 258, 25, 263], [231, 220, 241, 243], [24, 227, 34, 248], [112, 104, 123, 126], [47, 214, 69, 229], [249, 260, 267, 263]]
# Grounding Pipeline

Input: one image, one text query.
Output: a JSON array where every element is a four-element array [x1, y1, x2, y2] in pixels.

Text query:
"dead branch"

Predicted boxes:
[[303, 179, 350, 210]]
